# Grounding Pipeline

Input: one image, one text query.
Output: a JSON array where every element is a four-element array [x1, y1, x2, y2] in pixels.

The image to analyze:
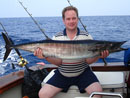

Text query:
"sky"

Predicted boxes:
[[0, 0, 130, 18]]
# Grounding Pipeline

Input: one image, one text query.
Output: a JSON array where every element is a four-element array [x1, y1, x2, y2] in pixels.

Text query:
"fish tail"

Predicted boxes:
[[1, 32, 12, 61]]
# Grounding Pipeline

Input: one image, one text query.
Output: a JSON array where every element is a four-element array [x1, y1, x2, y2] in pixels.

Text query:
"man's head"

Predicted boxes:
[[62, 6, 79, 31], [62, 6, 78, 19]]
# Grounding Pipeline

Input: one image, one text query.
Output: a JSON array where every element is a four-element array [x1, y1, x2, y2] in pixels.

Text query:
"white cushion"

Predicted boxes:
[[94, 72, 125, 88]]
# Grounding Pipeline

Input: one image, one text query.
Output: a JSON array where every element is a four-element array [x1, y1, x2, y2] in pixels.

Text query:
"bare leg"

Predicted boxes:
[[39, 84, 62, 98], [85, 82, 102, 98]]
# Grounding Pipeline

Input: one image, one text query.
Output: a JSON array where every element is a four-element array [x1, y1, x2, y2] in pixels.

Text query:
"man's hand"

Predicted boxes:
[[34, 48, 45, 59], [86, 50, 109, 64], [34, 48, 62, 66], [100, 50, 109, 58]]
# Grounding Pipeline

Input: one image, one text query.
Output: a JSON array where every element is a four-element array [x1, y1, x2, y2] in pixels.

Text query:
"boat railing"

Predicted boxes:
[[89, 92, 123, 98]]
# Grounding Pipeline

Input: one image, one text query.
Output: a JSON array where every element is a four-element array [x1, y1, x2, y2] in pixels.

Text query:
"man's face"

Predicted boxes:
[[63, 10, 78, 31]]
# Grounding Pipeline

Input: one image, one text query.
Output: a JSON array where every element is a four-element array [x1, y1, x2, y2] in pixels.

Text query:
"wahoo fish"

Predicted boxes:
[[2, 32, 127, 61]]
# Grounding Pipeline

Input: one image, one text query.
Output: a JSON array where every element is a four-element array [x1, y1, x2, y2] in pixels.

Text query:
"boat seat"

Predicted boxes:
[[94, 72, 125, 89], [94, 71, 125, 96], [42, 69, 125, 98]]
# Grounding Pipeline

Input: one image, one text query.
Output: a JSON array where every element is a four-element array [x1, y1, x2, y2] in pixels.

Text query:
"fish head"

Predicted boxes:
[[88, 41, 127, 53], [108, 41, 127, 53]]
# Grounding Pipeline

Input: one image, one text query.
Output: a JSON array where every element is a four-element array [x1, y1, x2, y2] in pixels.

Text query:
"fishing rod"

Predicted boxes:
[[67, 0, 107, 66], [0, 22, 29, 69], [18, 1, 50, 82], [18, 1, 50, 39]]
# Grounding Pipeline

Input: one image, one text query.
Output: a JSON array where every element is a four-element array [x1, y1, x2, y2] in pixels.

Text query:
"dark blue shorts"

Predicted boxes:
[[46, 67, 99, 93]]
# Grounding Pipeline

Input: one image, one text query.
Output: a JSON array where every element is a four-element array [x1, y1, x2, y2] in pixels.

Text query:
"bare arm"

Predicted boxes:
[[86, 50, 109, 64], [34, 48, 62, 66]]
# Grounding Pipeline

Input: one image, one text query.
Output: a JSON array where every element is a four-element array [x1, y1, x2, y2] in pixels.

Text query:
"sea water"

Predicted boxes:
[[0, 16, 130, 76]]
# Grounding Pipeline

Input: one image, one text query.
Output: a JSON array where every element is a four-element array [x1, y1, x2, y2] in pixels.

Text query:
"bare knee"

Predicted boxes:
[[85, 82, 102, 97], [39, 84, 62, 98], [39, 88, 51, 98]]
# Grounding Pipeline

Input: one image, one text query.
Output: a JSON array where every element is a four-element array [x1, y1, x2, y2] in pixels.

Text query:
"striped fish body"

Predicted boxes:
[[12, 39, 126, 59]]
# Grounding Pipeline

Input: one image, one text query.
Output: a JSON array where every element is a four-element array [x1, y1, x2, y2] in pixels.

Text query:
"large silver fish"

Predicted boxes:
[[2, 32, 127, 61]]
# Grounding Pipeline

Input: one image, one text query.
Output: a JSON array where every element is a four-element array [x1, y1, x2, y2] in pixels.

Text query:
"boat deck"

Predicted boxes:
[[0, 62, 130, 95]]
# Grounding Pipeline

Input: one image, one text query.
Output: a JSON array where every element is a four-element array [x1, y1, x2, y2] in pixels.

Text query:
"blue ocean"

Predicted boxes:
[[0, 16, 130, 77]]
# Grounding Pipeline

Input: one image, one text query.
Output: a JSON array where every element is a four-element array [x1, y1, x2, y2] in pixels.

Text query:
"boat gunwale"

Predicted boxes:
[[0, 62, 130, 94]]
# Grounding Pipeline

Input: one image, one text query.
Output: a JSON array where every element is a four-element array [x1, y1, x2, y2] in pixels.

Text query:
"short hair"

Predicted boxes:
[[62, 6, 79, 19]]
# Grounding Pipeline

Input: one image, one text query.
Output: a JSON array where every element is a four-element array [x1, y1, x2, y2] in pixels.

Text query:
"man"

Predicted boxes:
[[34, 6, 109, 98]]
